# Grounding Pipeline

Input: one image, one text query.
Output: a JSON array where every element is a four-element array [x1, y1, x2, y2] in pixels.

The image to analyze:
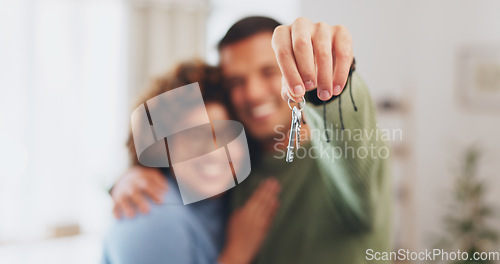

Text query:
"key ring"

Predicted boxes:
[[287, 96, 306, 111]]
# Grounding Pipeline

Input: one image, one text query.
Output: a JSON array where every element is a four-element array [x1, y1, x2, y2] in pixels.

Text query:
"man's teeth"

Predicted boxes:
[[252, 103, 276, 118]]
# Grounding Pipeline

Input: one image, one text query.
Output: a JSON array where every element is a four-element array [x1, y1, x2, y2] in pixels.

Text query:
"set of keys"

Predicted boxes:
[[285, 58, 357, 163], [286, 96, 305, 163]]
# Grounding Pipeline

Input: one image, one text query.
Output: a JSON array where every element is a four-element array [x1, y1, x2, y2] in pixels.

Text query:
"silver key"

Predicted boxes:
[[295, 108, 301, 149], [286, 106, 298, 162], [286, 97, 305, 163]]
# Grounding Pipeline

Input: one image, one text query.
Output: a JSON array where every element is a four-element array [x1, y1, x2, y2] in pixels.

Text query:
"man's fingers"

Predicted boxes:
[[313, 22, 334, 100], [143, 184, 166, 204], [119, 198, 136, 219], [281, 77, 302, 102], [113, 204, 122, 219], [332, 25, 353, 96], [272, 25, 305, 101], [281, 77, 290, 101], [130, 192, 150, 214], [291, 18, 316, 91], [150, 171, 168, 190], [135, 171, 167, 203], [272, 19, 354, 101]]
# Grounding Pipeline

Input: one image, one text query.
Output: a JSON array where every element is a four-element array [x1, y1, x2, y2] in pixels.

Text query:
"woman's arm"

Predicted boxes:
[[218, 178, 281, 264]]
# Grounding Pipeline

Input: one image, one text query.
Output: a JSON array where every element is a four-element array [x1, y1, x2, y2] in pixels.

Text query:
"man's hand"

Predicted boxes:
[[110, 166, 167, 219], [218, 178, 281, 264], [271, 17, 354, 102]]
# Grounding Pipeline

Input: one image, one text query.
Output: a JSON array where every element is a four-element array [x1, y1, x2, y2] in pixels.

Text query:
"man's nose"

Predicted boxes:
[[245, 76, 268, 103]]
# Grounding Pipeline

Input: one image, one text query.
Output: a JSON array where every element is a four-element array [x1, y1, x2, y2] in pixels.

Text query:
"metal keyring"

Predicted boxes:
[[288, 96, 306, 111]]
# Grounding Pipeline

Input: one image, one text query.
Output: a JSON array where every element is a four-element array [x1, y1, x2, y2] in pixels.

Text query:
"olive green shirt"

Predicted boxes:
[[231, 72, 392, 264]]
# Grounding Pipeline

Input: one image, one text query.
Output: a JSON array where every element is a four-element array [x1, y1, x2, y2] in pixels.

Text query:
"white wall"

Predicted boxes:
[[301, 0, 500, 252], [206, 0, 300, 64], [0, 0, 128, 243]]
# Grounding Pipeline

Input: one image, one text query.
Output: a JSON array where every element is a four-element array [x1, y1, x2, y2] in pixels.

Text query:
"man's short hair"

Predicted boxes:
[[218, 16, 281, 51]]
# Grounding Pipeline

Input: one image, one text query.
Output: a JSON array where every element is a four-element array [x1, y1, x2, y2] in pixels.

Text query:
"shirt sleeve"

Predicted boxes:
[[101, 207, 194, 264], [306, 71, 390, 233]]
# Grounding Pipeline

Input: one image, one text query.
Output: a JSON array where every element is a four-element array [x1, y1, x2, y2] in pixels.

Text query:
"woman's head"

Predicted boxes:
[[127, 60, 244, 200], [127, 60, 228, 164]]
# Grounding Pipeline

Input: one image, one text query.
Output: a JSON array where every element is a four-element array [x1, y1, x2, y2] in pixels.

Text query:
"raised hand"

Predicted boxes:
[[272, 17, 354, 102], [218, 178, 281, 264]]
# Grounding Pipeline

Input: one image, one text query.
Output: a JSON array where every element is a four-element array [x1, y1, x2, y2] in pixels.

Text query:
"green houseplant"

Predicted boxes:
[[436, 146, 498, 263]]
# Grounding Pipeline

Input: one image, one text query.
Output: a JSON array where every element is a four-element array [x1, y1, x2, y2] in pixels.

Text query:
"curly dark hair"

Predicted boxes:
[[126, 60, 228, 166]]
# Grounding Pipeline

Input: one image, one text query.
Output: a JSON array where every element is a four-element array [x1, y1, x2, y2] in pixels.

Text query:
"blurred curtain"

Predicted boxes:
[[0, 0, 210, 243], [0, 0, 127, 242], [127, 0, 210, 104]]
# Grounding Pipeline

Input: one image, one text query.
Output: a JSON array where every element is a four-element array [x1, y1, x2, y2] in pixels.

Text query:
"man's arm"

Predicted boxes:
[[271, 18, 390, 232], [219, 178, 281, 264], [110, 166, 167, 219], [308, 72, 390, 232], [111, 118, 168, 219]]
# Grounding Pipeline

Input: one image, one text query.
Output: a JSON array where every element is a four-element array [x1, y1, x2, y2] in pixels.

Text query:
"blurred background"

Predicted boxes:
[[1, 0, 500, 263]]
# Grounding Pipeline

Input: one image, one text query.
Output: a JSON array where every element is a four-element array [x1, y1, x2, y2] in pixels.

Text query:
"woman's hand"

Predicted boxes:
[[218, 178, 281, 264]]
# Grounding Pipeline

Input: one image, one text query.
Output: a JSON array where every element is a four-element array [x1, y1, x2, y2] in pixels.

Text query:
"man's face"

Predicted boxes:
[[220, 32, 290, 141]]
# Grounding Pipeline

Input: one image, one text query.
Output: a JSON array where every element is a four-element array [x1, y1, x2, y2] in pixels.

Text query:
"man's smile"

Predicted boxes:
[[250, 101, 278, 122]]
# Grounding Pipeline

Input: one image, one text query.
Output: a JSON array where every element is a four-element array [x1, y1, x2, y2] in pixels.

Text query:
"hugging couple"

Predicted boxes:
[[102, 16, 392, 264]]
